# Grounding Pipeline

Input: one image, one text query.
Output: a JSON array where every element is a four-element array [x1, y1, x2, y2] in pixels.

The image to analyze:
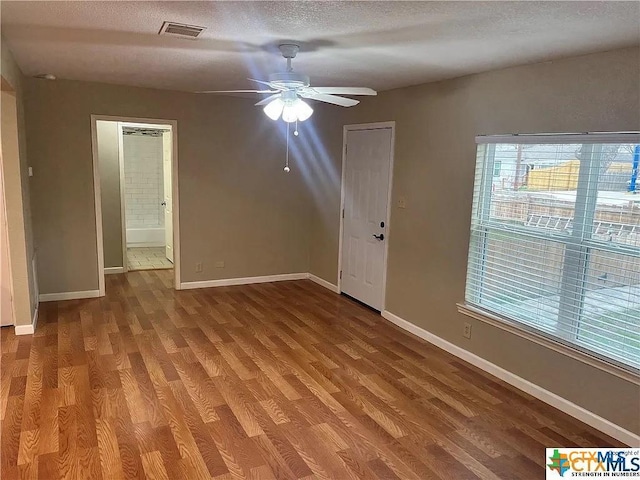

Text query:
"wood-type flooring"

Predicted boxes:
[[0, 270, 624, 479]]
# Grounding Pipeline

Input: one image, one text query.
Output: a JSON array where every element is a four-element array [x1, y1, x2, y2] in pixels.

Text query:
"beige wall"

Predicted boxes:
[[309, 47, 640, 434], [96, 121, 123, 269], [23, 78, 311, 293], [1, 38, 36, 326]]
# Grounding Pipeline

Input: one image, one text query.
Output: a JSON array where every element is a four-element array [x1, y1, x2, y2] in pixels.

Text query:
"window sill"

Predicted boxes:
[[456, 302, 640, 386]]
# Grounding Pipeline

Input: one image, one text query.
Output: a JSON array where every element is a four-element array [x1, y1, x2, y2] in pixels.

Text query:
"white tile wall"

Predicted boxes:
[[123, 135, 165, 228]]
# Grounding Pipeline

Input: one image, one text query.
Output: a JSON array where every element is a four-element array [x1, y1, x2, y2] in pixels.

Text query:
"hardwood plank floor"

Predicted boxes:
[[1, 270, 624, 479]]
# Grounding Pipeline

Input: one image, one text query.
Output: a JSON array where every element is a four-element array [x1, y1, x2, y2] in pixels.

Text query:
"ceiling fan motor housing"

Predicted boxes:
[[279, 43, 300, 59], [268, 72, 310, 89]]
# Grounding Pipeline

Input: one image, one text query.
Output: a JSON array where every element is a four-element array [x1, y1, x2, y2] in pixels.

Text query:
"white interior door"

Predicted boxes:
[[341, 127, 393, 310], [162, 130, 173, 263]]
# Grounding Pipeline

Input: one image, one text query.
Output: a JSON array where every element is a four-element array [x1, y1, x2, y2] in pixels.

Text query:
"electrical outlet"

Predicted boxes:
[[397, 196, 407, 209], [195, 262, 203, 273], [214, 261, 225, 268], [463, 322, 472, 339]]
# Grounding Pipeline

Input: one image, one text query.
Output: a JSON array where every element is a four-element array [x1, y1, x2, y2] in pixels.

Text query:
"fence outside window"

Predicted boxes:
[[465, 133, 640, 371]]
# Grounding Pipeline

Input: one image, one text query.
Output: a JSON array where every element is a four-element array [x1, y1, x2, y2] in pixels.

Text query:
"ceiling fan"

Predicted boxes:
[[198, 43, 377, 122]]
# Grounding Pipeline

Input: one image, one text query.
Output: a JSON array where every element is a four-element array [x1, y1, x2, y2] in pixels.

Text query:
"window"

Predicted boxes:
[[465, 133, 640, 372]]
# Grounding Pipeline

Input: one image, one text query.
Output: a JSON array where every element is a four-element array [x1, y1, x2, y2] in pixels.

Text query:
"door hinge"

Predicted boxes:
[[339, 270, 342, 279], [342, 208, 345, 219], [345, 144, 348, 155]]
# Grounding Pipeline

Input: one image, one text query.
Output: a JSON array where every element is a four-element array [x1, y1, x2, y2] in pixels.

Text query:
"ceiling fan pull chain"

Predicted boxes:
[[294, 119, 299, 136], [284, 122, 291, 173]]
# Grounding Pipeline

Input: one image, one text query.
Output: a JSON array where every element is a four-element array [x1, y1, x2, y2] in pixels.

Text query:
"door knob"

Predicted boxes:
[[373, 233, 384, 241], [161, 202, 167, 206]]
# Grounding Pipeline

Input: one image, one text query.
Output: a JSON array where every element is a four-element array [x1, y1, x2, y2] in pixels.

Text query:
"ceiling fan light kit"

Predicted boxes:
[[263, 98, 284, 120], [263, 93, 313, 123]]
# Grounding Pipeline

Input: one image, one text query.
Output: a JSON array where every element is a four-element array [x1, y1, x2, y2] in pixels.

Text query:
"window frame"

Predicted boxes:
[[463, 132, 640, 379]]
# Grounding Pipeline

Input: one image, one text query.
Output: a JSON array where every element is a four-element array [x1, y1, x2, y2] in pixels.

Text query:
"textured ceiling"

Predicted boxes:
[[1, 1, 639, 93]]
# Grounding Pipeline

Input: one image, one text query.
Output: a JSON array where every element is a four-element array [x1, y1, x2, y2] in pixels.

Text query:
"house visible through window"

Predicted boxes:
[[493, 160, 502, 177], [465, 133, 640, 371]]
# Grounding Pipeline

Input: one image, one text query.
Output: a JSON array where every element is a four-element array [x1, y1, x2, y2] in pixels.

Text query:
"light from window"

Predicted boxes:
[[466, 134, 640, 371]]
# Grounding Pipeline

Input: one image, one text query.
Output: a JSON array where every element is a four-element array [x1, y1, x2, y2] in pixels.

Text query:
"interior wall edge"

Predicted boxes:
[[0, 39, 38, 326], [308, 273, 339, 293]]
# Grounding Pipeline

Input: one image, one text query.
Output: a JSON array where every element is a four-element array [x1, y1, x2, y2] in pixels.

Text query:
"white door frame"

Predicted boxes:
[[90, 115, 181, 294], [117, 122, 127, 273], [0, 131, 15, 326], [337, 121, 396, 311]]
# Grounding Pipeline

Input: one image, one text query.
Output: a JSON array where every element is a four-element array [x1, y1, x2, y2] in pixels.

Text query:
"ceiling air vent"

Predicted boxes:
[[159, 21, 206, 39]]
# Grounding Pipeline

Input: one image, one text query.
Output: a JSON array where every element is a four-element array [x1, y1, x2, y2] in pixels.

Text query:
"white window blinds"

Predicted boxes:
[[465, 133, 640, 372]]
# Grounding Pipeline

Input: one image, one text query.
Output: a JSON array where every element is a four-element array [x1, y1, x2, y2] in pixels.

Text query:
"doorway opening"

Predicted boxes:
[[91, 115, 180, 293], [121, 124, 173, 271]]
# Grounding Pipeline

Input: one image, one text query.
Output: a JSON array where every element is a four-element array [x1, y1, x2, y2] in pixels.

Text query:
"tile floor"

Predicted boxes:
[[126, 246, 173, 271]]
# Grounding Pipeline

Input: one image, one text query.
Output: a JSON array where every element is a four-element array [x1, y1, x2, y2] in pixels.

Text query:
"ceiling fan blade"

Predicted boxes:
[[255, 94, 281, 106], [247, 78, 288, 91], [299, 93, 360, 107], [308, 87, 377, 96], [196, 89, 277, 94]]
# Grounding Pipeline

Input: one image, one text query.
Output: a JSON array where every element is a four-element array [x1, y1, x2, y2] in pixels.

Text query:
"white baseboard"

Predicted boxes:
[[308, 273, 340, 293], [15, 304, 38, 335], [104, 267, 124, 275], [180, 273, 308, 290], [39, 290, 101, 302], [15, 324, 34, 335], [182, 272, 340, 293], [381, 310, 640, 447]]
